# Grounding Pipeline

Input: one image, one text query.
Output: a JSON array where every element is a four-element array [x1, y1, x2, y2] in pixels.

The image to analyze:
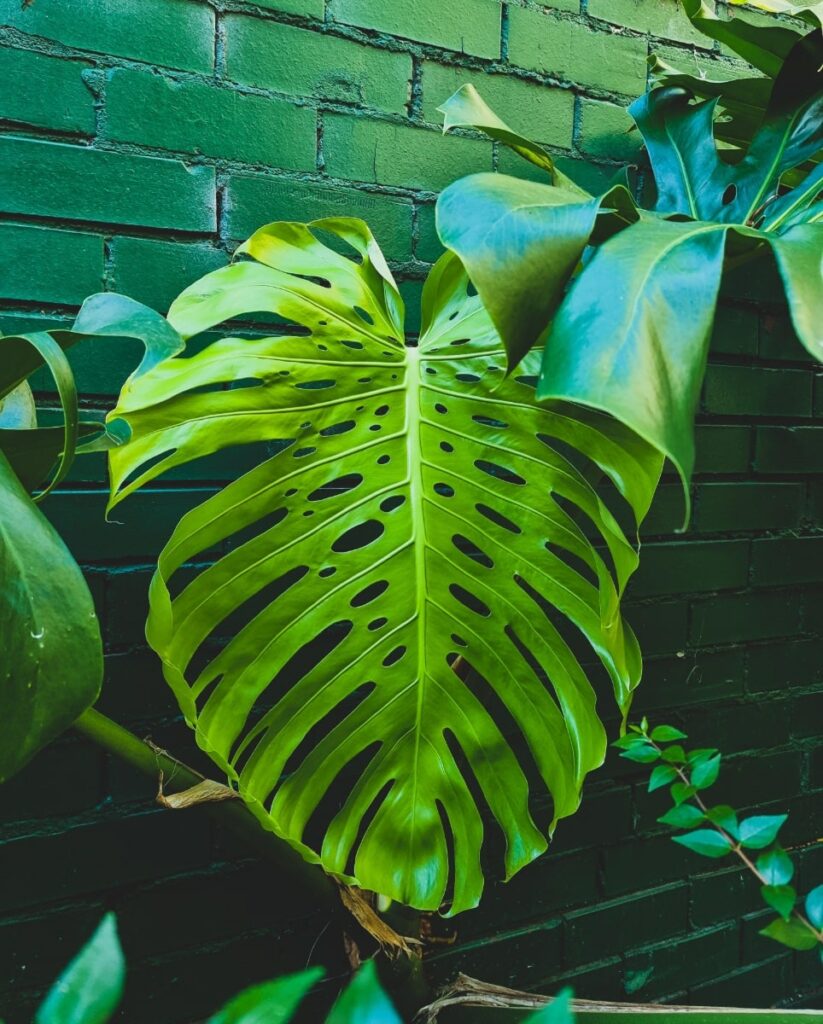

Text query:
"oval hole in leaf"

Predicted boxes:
[[379, 494, 406, 513], [449, 583, 491, 617], [320, 419, 356, 436], [382, 645, 407, 667], [308, 473, 363, 502], [476, 503, 521, 534], [332, 519, 385, 553], [452, 533, 493, 569], [351, 580, 389, 608], [475, 459, 525, 486]]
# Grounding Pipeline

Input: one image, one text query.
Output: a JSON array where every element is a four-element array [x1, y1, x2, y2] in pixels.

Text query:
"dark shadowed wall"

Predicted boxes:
[[0, 0, 821, 1020]]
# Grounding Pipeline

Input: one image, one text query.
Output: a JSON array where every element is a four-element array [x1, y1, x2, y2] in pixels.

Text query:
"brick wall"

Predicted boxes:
[[0, 0, 820, 1020]]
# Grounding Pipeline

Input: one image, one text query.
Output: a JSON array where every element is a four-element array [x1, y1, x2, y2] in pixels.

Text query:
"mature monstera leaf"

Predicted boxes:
[[105, 218, 661, 913], [437, 33, 823, 517], [0, 298, 183, 782]]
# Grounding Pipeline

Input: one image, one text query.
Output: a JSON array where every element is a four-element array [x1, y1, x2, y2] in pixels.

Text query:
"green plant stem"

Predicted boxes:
[[73, 707, 338, 911], [649, 737, 823, 944]]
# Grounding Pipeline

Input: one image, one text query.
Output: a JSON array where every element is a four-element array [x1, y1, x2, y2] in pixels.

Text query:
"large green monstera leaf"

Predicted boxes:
[[106, 218, 661, 912], [437, 31, 823, 517]]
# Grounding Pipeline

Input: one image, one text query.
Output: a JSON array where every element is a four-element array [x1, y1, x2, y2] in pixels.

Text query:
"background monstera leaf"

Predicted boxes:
[[652, 2, 822, 152], [106, 219, 661, 913], [437, 29, 823, 519], [0, 298, 184, 782]]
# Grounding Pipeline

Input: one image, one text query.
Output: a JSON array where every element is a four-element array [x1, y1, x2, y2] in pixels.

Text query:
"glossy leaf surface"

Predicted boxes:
[[107, 219, 660, 912], [35, 914, 124, 1024], [437, 47, 823, 515], [0, 450, 103, 783]]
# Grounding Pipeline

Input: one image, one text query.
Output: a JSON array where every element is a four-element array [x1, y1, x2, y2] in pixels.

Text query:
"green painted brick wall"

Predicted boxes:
[[0, 0, 821, 1021]]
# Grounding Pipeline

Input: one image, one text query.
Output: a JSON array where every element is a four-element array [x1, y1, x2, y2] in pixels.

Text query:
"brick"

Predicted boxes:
[[420, 61, 574, 147], [508, 7, 647, 96], [249, 0, 323, 14], [629, 539, 749, 597], [0, 905, 104, 998], [814, 373, 823, 417], [0, 811, 211, 913], [690, 864, 757, 929], [116, 863, 315, 960], [625, 601, 688, 657], [105, 68, 315, 170], [96, 650, 175, 723], [226, 175, 414, 261], [459, 850, 599, 941], [710, 303, 759, 357], [745, 638, 822, 694], [225, 16, 411, 114], [43, 489, 217, 562], [331, 0, 502, 58], [589, 0, 713, 47], [0, 224, 104, 306], [690, 957, 792, 1008], [0, 0, 215, 73], [759, 310, 810, 362], [636, 647, 745, 710], [690, 590, 801, 645], [694, 423, 751, 474], [704, 364, 813, 417], [399, 278, 425, 338], [603, 835, 696, 898], [427, 919, 563, 990], [0, 136, 215, 231], [565, 884, 688, 963], [323, 114, 492, 191], [549, 785, 634, 853], [0, 48, 95, 134], [752, 537, 823, 587], [621, 925, 738, 1000], [0, 738, 103, 824], [790, 690, 823, 741], [416, 202, 443, 264], [695, 482, 804, 533], [111, 237, 227, 314], [755, 426, 823, 473], [579, 99, 644, 161], [722, 750, 802, 809]]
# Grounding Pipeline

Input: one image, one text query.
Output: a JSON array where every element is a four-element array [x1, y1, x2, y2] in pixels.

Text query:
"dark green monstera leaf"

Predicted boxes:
[[0, 298, 183, 782], [654, 2, 822, 152], [437, 41, 823, 518], [106, 218, 661, 913]]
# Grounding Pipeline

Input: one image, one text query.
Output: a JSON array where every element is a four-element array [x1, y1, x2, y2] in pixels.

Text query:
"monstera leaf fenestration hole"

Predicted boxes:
[[107, 219, 662, 913]]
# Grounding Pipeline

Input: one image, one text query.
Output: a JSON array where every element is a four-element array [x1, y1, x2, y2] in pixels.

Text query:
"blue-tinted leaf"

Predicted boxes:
[[659, 804, 705, 828], [671, 782, 697, 806], [805, 884, 823, 929], [326, 961, 402, 1024], [705, 805, 740, 840], [672, 829, 733, 858], [757, 848, 795, 886], [35, 914, 124, 1024], [527, 987, 574, 1024], [739, 814, 788, 850], [691, 753, 721, 790], [649, 764, 678, 792], [760, 916, 819, 951], [208, 969, 322, 1024], [620, 744, 660, 764], [761, 884, 796, 921], [651, 726, 687, 742]]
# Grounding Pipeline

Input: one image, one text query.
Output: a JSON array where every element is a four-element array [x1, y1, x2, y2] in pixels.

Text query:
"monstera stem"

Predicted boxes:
[[73, 707, 337, 908]]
